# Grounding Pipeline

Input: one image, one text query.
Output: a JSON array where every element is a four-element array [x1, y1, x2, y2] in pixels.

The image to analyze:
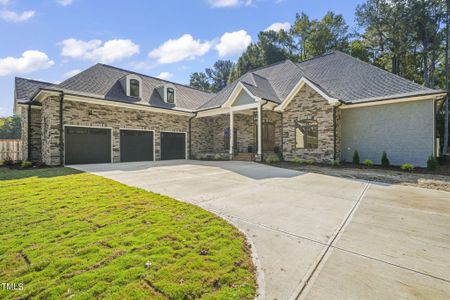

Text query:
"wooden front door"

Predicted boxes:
[[255, 123, 275, 152]]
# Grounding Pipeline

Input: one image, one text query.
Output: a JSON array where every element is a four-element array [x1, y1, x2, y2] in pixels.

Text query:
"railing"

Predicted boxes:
[[0, 139, 22, 161]]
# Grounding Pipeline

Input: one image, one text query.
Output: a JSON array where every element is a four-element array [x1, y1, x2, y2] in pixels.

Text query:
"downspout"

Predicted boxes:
[[188, 112, 197, 159], [59, 92, 64, 166], [27, 104, 31, 161]]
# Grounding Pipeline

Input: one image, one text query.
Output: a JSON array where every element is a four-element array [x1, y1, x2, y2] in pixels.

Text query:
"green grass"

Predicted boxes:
[[0, 167, 256, 299]]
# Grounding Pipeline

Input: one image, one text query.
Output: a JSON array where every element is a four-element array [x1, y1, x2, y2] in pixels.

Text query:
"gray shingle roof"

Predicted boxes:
[[15, 77, 54, 104], [54, 64, 213, 110], [297, 51, 442, 103], [15, 52, 444, 113]]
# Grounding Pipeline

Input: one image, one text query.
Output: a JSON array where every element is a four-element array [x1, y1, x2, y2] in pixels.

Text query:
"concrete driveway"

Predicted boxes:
[[72, 160, 450, 300]]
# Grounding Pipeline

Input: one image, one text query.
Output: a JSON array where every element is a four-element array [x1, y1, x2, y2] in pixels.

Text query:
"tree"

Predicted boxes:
[[228, 30, 293, 83], [291, 12, 312, 60], [189, 72, 210, 91], [0, 115, 21, 139], [306, 12, 350, 57], [206, 60, 234, 92]]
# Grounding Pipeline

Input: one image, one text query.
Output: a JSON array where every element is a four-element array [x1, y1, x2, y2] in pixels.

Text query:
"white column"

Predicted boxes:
[[257, 103, 262, 156], [229, 110, 234, 155]]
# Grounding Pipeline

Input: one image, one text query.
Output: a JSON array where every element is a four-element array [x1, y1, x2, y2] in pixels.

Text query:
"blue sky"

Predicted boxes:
[[0, 0, 364, 117]]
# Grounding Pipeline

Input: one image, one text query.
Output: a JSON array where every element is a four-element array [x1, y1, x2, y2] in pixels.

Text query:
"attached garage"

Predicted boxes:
[[160, 132, 186, 160], [65, 126, 111, 165], [120, 129, 154, 162]]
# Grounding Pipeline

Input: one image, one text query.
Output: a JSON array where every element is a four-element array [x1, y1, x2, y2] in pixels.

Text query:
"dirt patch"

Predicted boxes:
[[271, 162, 450, 192]]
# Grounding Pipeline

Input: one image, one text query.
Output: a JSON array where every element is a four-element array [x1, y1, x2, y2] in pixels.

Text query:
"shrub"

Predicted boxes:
[[292, 156, 304, 165], [195, 153, 204, 160], [381, 151, 390, 166], [305, 160, 314, 165], [3, 158, 14, 166], [401, 163, 415, 172], [265, 154, 280, 164], [331, 159, 340, 167], [0, 160, 4, 166], [214, 154, 222, 161], [426, 155, 439, 171], [362, 159, 374, 167], [352, 150, 360, 164], [21, 160, 33, 168]]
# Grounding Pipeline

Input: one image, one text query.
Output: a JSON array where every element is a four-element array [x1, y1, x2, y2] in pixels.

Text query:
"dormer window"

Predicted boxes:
[[130, 79, 140, 98], [167, 87, 175, 104]]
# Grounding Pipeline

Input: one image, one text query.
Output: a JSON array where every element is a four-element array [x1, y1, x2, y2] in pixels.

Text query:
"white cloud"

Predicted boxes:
[[215, 30, 252, 57], [60, 38, 139, 63], [0, 10, 35, 22], [265, 22, 290, 32], [207, 0, 252, 8], [148, 34, 211, 64], [64, 69, 81, 78], [0, 0, 10, 6], [56, 0, 73, 6], [156, 72, 173, 80], [0, 50, 54, 76]]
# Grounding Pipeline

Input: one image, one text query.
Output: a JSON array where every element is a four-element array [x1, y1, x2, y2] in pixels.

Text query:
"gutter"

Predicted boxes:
[[188, 112, 197, 159]]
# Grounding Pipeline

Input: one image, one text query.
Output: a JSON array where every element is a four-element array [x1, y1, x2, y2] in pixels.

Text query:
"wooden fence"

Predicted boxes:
[[0, 139, 22, 161]]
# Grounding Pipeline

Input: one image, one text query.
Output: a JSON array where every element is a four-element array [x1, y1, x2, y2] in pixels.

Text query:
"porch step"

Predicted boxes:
[[233, 153, 255, 161]]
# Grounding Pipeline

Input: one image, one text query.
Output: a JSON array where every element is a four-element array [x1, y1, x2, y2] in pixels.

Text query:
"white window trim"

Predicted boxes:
[[126, 74, 142, 98]]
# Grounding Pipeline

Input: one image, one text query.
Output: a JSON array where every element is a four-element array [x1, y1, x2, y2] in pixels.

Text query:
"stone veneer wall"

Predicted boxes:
[[41, 96, 62, 165], [19, 106, 29, 160], [61, 100, 191, 164], [29, 107, 42, 161], [282, 84, 338, 162]]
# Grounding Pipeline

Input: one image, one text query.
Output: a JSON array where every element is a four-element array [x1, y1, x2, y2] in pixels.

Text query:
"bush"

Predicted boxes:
[[352, 150, 360, 164], [213, 154, 222, 161], [331, 159, 340, 167], [381, 151, 390, 166], [362, 159, 374, 167], [427, 155, 439, 171], [2, 158, 14, 166], [292, 156, 304, 165], [401, 163, 415, 172], [305, 160, 314, 165], [21, 160, 33, 168], [265, 154, 280, 164]]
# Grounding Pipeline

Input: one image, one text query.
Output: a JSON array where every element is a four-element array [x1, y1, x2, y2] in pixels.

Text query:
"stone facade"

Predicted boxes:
[[62, 100, 191, 164], [282, 84, 338, 163], [19, 106, 43, 162], [27, 84, 340, 165]]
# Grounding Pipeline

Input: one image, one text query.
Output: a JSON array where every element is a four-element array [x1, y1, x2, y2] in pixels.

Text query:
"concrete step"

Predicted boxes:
[[233, 153, 255, 161]]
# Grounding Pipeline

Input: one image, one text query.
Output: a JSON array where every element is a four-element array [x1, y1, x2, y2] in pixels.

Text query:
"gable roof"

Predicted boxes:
[[15, 51, 445, 113]]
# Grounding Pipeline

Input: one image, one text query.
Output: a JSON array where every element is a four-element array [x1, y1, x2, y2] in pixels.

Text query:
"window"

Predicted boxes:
[[167, 87, 175, 104], [224, 128, 238, 150], [130, 79, 140, 98], [295, 119, 318, 149]]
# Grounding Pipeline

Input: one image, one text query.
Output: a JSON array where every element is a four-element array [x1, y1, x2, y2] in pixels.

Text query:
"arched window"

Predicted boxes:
[[295, 119, 318, 149], [167, 87, 175, 104], [130, 79, 140, 98]]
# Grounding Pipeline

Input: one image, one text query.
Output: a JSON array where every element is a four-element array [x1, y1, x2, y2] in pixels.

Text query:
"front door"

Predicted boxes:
[[255, 122, 275, 152]]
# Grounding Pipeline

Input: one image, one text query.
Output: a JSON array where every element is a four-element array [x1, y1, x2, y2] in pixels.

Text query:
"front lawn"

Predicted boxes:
[[0, 167, 256, 299]]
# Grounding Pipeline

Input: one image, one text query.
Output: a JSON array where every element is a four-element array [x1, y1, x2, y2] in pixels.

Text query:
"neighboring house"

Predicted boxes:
[[14, 51, 446, 167]]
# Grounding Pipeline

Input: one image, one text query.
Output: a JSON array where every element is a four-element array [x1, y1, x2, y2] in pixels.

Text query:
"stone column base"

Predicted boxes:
[[255, 154, 262, 162]]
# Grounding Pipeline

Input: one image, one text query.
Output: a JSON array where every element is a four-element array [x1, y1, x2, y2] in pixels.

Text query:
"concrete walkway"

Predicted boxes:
[[72, 160, 450, 300]]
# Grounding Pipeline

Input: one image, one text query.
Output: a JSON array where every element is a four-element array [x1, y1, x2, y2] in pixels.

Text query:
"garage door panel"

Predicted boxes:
[[161, 132, 186, 160], [65, 127, 111, 165], [120, 130, 154, 162]]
